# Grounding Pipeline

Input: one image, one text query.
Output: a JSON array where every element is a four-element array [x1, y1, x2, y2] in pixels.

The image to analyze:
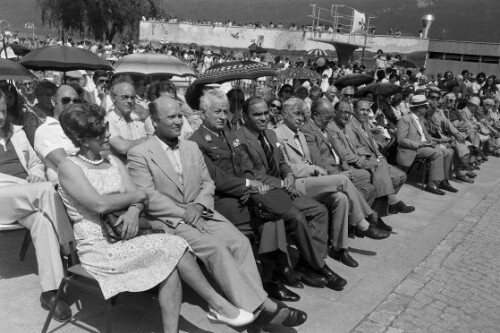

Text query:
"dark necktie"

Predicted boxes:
[[258, 133, 280, 177]]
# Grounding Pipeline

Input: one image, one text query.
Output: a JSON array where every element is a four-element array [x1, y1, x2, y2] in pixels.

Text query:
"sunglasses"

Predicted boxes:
[[270, 103, 282, 110], [98, 79, 109, 84], [61, 97, 81, 104], [22, 82, 35, 87], [429, 96, 440, 100], [283, 89, 293, 94], [343, 94, 354, 97]]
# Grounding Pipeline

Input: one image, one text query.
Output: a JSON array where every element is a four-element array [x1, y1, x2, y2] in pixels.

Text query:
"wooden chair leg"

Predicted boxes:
[[41, 279, 68, 333], [19, 229, 32, 261]]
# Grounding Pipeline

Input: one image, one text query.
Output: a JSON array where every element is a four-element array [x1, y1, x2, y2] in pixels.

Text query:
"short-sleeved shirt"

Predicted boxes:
[[34, 116, 78, 181], [105, 110, 153, 141]]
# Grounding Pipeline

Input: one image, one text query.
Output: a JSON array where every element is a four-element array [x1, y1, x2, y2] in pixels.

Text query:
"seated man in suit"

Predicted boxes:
[[275, 98, 385, 267], [422, 89, 474, 183], [231, 96, 348, 292], [301, 99, 390, 238], [346, 99, 415, 215], [0, 91, 74, 322], [396, 95, 456, 195], [190, 89, 328, 300], [127, 96, 306, 328]]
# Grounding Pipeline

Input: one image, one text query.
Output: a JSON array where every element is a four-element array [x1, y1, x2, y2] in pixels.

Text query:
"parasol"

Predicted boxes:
[[113, 53, 196, 78], [277, 67, 322, 81], [19, 46, 113, 71], [334, 74, 373, 88], [185, 60, 276, 110], [393, 60, 417, 68], [354, 82, 402, 98], [193, 60, 276, 85], [0, 58, 36, 81], [306, 48, 328, 57]]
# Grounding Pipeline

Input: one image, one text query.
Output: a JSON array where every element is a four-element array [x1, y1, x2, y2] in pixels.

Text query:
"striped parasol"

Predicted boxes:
[[306, 48, 328, 57]]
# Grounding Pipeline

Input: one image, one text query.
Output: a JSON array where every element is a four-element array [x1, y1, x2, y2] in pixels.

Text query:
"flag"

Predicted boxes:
[[351, 9, 366, 34]]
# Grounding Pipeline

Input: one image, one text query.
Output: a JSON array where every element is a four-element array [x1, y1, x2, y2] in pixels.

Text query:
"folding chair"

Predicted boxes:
[[0, 223, 32, 261], [41, 241, 118, 333]]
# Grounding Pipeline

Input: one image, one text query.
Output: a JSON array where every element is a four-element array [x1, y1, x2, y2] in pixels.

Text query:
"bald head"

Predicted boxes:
[[54, 85, 78, 118], [311, 98, 335, 129], [149, 96, 183, 140]]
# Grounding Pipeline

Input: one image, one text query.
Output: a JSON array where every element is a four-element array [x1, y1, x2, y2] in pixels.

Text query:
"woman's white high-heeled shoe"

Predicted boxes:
[[207, 308, 254, 327]]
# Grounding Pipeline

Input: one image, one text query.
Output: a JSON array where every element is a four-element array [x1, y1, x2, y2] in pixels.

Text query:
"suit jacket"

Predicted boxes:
[[273, 124, 317, 178], [189, 126, 250, 224], [300, 118, 349, 175], [0, 125, 46, 187], [128, 135, 227, 228], [345, 117, 382, 158], [231, 126, 292, 188], [396, 113, 432, 167]]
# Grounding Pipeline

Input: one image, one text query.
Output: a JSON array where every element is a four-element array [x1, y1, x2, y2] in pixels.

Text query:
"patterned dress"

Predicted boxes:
[[58, 156, 189, 299]]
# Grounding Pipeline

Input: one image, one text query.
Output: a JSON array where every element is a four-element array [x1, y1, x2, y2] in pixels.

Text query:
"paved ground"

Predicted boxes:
[[2, 159, 500, 333], [353, 180, 500, 333]]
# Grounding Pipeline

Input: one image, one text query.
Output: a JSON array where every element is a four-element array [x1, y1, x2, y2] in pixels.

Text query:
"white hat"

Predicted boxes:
[[66, 70, 83, 79], [409, 95, 429, 108]]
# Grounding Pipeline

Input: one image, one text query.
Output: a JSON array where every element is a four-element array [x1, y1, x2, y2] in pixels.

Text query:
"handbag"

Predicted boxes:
[[100, 210, 165, 243]]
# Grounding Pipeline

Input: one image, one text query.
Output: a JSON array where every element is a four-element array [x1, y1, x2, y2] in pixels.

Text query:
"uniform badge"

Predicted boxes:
[[204, 134, 212, 142], [233, 139, 241, 147], [276, 142, 282, 148]]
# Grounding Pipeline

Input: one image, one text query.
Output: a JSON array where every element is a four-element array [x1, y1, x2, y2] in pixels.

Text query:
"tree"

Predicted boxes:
[[38, 0, 165, 42]]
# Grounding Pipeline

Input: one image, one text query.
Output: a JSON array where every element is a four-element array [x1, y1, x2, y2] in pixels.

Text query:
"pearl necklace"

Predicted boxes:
[[78, 154, 105, 165]]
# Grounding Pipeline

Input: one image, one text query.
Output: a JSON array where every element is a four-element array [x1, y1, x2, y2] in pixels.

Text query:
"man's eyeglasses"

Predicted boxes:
[[61, 97, 81, 105], [270, 103, 282, 110], [113, 94, 136, 102], [22, 82, 34, 87], [98, 79, 109, 84], [337, 111, 354, 117], [446, 99, 456, 103], [483, 104, 494, 107], [343, 94, 354, 98]]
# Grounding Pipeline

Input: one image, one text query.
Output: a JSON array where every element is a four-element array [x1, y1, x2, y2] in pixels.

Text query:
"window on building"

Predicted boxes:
[[462, 55, 480, 63], [444, 53, 462, 61], [481, 56, 500, 64], [429, 52, 444, 59]]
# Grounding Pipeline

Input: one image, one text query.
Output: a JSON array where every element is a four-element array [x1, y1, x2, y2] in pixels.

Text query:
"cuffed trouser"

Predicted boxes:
[[0, 182, 74, 291], [415, 146, 453, 182]]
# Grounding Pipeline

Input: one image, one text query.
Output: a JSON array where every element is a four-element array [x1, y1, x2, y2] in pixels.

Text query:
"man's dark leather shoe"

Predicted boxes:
[[425, 184, 445, 195], [257, 304, 307, 328], [275, 266, 304, 289], [315, 265, 347, 291], [376, 218, 393, 232], [40, 292, 72, 323], [456, 174, 474, 183], [439, 180, 458, 193], [466, 171, 477, 178], [294, 265, 327, 288], [355, 225, 390, 239], [329, 248, 359, 268], [388, 201, 415, 214], [263, 281, 300, 302]]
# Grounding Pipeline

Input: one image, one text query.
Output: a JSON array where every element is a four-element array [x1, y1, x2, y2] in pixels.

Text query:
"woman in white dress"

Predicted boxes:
[[57, 103, 253, 332]]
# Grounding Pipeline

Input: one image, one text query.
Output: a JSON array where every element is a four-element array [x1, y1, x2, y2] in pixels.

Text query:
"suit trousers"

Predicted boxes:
[[350, 168, 377, 206], [0, 182, 74, 291], [415, 146, 453, 182], [296, 174, 373, 248], [150, 218, 267, 312], [288, 195, 329, 260]]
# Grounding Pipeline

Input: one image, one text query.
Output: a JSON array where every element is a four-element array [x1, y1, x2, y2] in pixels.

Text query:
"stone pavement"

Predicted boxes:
[[353, 182, 500, 333], [2, 159, 500, 333]]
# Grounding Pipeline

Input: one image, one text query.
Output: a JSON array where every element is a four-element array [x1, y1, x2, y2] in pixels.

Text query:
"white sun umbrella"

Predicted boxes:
[[113, 53, 196, 78]]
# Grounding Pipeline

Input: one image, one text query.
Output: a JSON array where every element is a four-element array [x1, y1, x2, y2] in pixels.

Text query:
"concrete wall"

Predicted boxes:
[[139, 22, 430, 55]]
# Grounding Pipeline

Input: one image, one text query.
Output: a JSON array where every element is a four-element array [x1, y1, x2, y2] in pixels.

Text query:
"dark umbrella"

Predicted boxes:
[[186, 60, 276, 110], [193, 60, 276, 85], [0, 58, 36, 81], [19, 46, 113, 71], [277, 67, 322, 81], [393, 60, 417, 68], [10, 43, 31, 57], [334, 74, 373, 88], [354, 82, 402, 98]]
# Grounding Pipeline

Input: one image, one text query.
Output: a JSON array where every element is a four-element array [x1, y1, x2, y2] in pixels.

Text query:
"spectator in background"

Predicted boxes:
[[0, 82, 24, 126]]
